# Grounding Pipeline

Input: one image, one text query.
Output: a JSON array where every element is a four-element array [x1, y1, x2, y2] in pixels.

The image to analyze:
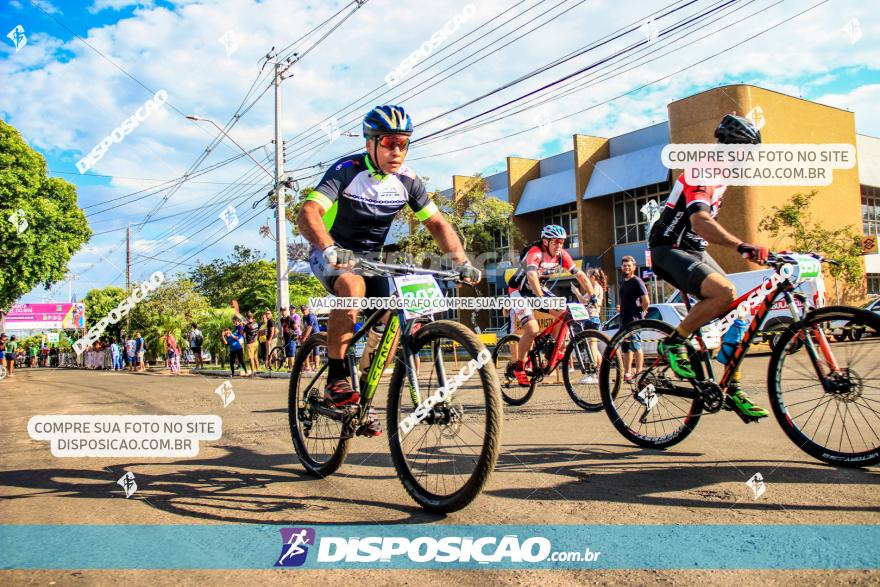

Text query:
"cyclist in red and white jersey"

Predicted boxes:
[[506, 225, 596, 386]]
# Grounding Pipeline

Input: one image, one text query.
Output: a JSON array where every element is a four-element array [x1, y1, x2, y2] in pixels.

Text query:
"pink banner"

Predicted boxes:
[[6, 303, 86, 330]]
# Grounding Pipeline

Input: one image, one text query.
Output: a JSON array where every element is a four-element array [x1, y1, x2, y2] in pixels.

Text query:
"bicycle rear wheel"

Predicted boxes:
[[491, 334, 536, 405], [387, 320, 502, 513], [768, 306, 880, 467], [562, 329, 616, 412], [288, 333, 350, 476], [599, 319, 702, 448]]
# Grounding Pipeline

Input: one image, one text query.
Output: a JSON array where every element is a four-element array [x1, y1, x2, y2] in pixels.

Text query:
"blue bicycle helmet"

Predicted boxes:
[[363, 105, 413, 139], [541, 224, 567, 239]]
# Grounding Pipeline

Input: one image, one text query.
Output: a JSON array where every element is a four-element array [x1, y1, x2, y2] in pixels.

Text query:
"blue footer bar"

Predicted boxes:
[[0, 524, 877, 570]]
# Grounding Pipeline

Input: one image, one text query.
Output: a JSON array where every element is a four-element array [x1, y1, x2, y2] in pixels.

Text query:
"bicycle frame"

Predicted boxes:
[[302, 289, 451, 425], [683, 272, 830, 389], [529, 308, 581, 374]]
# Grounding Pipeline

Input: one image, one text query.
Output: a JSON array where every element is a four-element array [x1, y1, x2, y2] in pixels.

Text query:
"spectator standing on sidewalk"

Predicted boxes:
[[5, 336, 18, 377], [618, 256, 650, 382], [300, 305, 320, 372], [221, 327, 248, 377], [135, 332, 146, 372], [164, 331, 180, 374], [243, 312, 260, 377], [188, 322, 204, 369]]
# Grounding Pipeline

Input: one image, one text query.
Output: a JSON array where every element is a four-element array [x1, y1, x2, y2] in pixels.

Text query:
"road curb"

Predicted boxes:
[[190, 368, 291, 379]]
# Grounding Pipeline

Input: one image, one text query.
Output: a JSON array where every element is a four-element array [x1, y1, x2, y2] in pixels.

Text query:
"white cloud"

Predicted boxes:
[[3, 0, 878, 299], [814, 84, 880, 137]]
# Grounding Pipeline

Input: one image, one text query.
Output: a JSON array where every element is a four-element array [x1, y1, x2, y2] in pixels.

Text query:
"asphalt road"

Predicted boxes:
[[1, 354, 878, 585]]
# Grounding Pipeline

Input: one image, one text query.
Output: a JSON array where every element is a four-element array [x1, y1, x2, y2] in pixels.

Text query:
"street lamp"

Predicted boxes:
[[186, 113, 289, 310], [185, 115, 276, 180]]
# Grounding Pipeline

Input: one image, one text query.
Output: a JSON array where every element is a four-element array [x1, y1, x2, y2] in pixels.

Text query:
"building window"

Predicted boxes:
[[612, 179, 673, 244], [862, 186, 880, 236], [486, 281, 507, 331], [868, 274, 880, 296], [491, 228, 510, 263], [542, 203, 579, 248]]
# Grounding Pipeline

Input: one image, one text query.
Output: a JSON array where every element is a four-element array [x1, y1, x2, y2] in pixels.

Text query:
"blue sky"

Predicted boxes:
[[2, 0, 878, 302]]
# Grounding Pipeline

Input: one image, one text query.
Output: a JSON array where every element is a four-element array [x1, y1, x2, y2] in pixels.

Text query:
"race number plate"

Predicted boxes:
[[393, 275, 447, 320], [567, 302, 590, 321]]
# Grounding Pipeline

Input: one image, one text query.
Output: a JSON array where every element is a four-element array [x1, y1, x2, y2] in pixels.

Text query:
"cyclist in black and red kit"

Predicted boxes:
[[506, 225, 597, 386], [649, 113, 769, 419], [297, 105, 480, 435]]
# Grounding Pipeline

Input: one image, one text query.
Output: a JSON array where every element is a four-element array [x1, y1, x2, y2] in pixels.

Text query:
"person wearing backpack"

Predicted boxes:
[[189, 322, 204, 369], [505, 225, 598, 387]]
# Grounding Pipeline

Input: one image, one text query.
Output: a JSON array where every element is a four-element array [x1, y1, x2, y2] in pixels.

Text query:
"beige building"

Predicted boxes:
[[389, 84, 879, 331]]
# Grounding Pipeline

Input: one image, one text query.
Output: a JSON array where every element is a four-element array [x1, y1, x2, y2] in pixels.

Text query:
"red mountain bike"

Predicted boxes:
[[599, 252, 880, 467], [493, 301, 618, 410]]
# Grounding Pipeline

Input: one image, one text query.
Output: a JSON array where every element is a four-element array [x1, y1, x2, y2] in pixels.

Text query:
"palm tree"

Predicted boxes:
[[197, 308, 234, 368]]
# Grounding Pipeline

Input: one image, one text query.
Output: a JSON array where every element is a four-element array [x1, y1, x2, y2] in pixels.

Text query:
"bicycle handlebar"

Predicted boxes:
[[352, 257, 465, 281], [763, 251, 838, 268]]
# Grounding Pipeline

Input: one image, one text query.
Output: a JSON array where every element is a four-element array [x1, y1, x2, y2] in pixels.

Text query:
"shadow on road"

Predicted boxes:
[[0, 444, 440, 524], [487, 443, 880, 512]]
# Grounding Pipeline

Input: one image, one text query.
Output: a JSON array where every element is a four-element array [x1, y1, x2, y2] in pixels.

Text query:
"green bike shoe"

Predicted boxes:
[[724, 388, 769, 419], [658, 338, 696, 379]]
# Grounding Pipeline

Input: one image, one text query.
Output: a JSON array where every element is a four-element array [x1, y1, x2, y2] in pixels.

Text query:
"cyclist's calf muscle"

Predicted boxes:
[[679, 273, 736, 335], [328, 272, 366, 360]]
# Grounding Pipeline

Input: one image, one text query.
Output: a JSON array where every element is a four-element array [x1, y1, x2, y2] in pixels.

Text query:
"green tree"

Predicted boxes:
[[127, 277, 210, 361], [0, 120, 92, 310], [190, 246, 275, 310], [82, 286, 127, 341], [195, 307, 234, 367], [759, 191, 865, 301], [395, 175, 520, 262], [191, 245, 325, 312]]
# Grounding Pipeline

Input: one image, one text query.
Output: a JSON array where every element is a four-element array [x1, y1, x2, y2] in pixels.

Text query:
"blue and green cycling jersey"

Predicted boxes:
[[305, 153, 438, 252]]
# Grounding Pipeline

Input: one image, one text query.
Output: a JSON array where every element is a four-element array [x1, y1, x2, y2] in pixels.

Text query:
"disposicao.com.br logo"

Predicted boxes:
[[273, 528, 600, 567]]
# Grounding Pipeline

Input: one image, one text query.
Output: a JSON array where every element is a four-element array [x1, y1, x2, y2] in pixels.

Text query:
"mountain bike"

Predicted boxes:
[[599, 252, 880, 467], [288, 258, 502, 513], [492, 300, 617, 410]]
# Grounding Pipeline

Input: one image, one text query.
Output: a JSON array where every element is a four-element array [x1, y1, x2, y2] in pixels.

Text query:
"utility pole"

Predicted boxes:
[[186, 49, 294, 313], [274, 60, 290, 311], [126, 223, 131, 331]]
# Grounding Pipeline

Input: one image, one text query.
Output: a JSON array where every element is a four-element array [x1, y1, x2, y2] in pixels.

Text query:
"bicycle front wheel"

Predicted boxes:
[[562, 329, 616, 412], [387, 320, 502, 513], [599, 319, 703, 448], [768, 306, 880, 467]]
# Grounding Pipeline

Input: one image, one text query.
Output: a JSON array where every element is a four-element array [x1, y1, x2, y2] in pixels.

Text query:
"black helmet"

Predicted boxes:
[[362, 105, 413, 139], [715, 114, 761, 144]]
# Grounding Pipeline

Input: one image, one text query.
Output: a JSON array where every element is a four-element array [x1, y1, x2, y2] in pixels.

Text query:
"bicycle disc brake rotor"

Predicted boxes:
[[438, 401, 464, 439], [827, 368, 863, 402]]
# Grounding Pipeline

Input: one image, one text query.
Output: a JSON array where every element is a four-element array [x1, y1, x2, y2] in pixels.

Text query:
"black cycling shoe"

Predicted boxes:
[[324, 378, 360, 407]]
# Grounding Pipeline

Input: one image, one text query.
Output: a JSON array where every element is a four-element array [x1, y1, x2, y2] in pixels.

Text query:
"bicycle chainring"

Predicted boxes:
[[698, 381, 724, 413]]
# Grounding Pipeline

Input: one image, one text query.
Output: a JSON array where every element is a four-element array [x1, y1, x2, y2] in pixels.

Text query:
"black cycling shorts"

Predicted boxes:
[[650, 245, 724, 298]]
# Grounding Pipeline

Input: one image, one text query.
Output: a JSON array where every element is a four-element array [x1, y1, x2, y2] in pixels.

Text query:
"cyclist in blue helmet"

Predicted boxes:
[[297, 105, 481, 434]]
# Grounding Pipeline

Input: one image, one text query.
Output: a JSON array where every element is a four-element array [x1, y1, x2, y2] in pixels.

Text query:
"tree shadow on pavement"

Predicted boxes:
[[0, 444, 442, 525]]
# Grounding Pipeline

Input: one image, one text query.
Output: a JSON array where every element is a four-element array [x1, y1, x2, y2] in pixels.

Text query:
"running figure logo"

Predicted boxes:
[[275, 528, 316, 567], [117, 472, 138, 498], [6, 25, 27, 52]]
